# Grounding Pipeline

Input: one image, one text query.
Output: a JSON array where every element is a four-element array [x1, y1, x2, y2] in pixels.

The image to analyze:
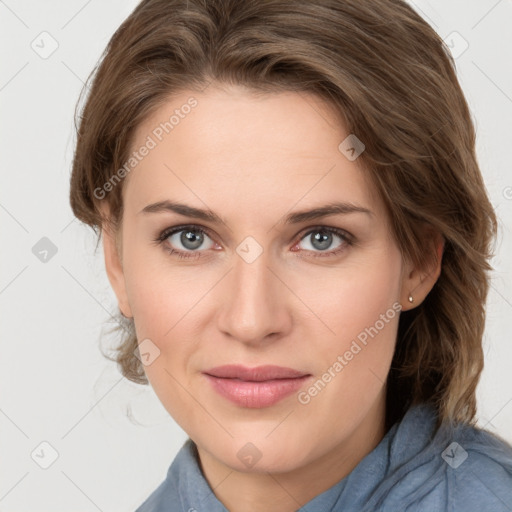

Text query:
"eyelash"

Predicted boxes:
[[153, 224, 354, 260]]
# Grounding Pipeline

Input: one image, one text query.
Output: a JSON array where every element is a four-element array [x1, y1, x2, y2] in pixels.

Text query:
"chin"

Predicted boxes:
[[199, 431, 314, 474]]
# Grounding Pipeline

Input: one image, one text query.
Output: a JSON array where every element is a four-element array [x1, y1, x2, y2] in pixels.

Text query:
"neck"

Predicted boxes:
[[196, 391, 388, 512]]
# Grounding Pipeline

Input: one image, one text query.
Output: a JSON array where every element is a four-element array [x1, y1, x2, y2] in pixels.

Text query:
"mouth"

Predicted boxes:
[[203, 364, 312, 408]]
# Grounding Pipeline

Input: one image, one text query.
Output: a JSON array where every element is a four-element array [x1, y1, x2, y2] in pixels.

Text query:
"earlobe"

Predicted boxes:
[[99, 205, 133, 318], [400, 231, 444, 311]]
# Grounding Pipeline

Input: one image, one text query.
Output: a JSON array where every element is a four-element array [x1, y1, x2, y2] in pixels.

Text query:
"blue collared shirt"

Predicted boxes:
[[135, 403, 512, 511]]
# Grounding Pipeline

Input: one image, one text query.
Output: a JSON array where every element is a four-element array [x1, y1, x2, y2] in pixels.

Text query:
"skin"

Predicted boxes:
[[101, 84, 443, 512]]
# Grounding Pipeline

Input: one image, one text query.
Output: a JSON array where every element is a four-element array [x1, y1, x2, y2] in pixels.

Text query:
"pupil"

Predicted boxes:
[[182, 230, 203, 250], [312, 231, 332, 251]]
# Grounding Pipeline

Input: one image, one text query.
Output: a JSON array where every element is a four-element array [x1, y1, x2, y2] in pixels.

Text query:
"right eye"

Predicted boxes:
[[155, 225, 218, 259]]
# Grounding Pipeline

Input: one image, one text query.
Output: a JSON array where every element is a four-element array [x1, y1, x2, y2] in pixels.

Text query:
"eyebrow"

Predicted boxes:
[[139, 200, 373, 224]]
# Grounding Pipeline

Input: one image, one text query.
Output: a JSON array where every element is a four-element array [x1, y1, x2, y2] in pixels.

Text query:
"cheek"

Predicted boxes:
[[122, 251, 202, 421], [122, 247, 208, 398], [308, 256, 401, 340], [303, 249, 402, 388], [122, 240, 194, 336]]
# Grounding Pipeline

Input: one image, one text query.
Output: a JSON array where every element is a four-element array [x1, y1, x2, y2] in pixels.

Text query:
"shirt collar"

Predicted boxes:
[[166, 403, 439, 511]]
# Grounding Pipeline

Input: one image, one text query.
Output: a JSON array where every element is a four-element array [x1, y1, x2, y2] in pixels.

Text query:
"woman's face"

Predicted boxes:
[[105, 84, 413, 473]]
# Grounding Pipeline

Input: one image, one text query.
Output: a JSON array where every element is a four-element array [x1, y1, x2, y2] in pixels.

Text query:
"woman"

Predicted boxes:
[[69, 0, 512, 510]]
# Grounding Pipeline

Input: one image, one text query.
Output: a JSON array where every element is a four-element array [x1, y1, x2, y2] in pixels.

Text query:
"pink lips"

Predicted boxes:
[[203, 364, 312, 408]]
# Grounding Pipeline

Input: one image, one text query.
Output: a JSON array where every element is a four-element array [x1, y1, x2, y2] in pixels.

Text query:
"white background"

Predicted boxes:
[[0, 1, 511, 510]]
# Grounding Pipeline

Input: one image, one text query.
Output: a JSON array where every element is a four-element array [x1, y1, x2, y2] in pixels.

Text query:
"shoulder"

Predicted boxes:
[[134, 472, 178, 512], [439, 426, 512, 511], [367, 405, 512, 511], [134, 440, 191, 512], [134, 438, 227, 512]]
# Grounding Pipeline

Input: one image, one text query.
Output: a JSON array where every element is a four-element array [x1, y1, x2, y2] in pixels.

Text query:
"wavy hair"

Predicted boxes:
[[69, 0, 498, 430]]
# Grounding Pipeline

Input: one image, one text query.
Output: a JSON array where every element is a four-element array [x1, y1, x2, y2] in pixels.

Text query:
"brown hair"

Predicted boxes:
[[69, 0, 497, 430]]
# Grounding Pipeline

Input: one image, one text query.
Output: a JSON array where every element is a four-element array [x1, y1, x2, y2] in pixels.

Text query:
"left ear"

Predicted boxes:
[[399, 226, 444, 311]]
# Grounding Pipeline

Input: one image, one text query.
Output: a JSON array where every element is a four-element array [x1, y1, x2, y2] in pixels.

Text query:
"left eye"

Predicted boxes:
[[295, 228, 350, 254]]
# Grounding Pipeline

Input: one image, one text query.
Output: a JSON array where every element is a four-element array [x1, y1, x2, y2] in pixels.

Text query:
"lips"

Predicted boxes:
[[204, 364, 308, 381], [203, 364, 312, 408]]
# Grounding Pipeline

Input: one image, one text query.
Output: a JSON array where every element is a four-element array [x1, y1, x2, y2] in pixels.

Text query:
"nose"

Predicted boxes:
[[216, 249, 293, 347]]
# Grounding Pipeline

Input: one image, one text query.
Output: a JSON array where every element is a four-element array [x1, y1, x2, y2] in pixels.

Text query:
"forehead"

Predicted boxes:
[[122, 85, 382, 219]]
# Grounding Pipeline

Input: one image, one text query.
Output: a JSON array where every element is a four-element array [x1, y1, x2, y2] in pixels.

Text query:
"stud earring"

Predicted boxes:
[[408, 294, 414, 303]]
